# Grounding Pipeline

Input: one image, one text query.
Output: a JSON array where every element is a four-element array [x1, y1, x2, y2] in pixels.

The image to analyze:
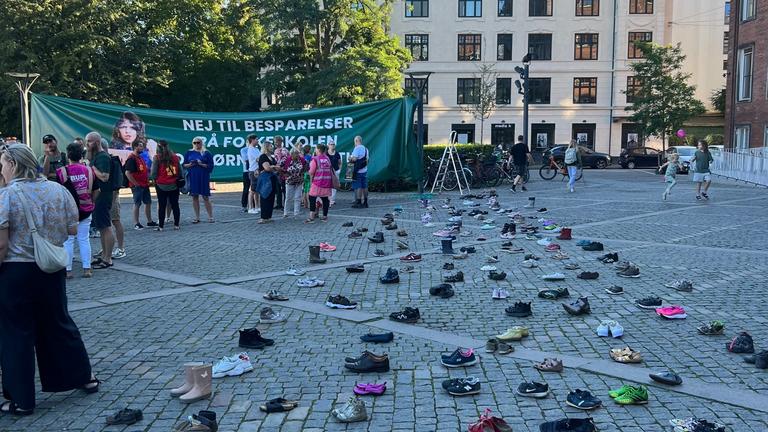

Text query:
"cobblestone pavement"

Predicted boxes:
[[2, 169, 767, 431]]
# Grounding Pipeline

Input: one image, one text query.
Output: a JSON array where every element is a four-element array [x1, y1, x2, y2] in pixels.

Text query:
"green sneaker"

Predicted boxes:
[[614, 386, 648, 405], [608, 384, 633, 399]]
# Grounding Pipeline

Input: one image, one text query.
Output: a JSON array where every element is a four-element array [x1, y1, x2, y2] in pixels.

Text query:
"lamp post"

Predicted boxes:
[[406, 71, 432, 194], [514, 54, 532, 151], [5, 72, 40, 147]]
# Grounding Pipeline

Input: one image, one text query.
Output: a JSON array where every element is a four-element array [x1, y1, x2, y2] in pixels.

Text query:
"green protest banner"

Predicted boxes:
[[30, 93, 419, 182]]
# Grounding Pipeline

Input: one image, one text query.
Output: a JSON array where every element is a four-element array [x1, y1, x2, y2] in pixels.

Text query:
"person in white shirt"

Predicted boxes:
[[247, 135, 261, 214], [240, 141, 250, 212], [349, 135, 369, 208]]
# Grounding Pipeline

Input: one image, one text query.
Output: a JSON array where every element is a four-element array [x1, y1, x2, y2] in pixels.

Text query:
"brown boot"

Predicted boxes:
[[179, 364, 212, 403], [170, 362, 204, 397]]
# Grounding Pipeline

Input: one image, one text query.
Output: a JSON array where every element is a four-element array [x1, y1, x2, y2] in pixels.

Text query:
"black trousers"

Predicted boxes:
[[260, 176, 278, 219], [156, 187, 181, 228], [274, 178, 285, 209], [309, 195, 329, 217], [0, 263, 92, 409], [241, 172, 250, 208]]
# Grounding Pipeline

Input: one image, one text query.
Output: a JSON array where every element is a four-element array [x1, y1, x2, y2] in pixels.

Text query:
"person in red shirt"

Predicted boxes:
[[124, 142, 157, 229]]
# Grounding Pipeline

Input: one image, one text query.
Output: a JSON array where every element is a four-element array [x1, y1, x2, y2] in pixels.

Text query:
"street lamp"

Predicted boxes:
[[515, 54, 532, 152], [5, 72, 40, 147], [406, 71, 432, 194]]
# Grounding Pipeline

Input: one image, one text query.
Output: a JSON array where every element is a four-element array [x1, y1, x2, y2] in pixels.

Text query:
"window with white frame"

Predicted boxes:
[[764, 125, 768, 147], [741, 0, 755, 21], [734, 125, 750, 149], [737, 46, 753, 101]]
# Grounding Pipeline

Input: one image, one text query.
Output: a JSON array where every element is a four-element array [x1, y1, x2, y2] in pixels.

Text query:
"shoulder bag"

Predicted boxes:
[[11, 183, 68, 273]]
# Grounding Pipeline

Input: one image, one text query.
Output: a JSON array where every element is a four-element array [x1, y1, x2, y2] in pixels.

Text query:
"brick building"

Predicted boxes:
[[725, 0, 768, 149]]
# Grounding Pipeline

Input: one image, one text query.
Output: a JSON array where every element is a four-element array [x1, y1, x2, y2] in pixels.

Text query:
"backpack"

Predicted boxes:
[[564, 147, 578, 164], [726, 332, 754, 353], [109, 155, 126, 190]]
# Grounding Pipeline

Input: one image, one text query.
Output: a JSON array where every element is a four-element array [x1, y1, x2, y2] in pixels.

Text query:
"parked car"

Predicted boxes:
[[542, 145, 611, 169], [664, 146, 696, 173], [618, 146, 663, 169]]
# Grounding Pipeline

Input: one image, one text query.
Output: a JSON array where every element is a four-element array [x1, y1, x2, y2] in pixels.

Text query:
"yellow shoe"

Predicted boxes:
[[495, 326, 529, 341]]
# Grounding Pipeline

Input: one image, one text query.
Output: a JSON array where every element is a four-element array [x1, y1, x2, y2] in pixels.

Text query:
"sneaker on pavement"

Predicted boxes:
[[521, 259, 539, 268], [516, 381, 550, 398], [505, 301, 532, 317], [212, 352, 253, 378], [697, 320, 725, 335], [389, 307, 420, 323], [297, 277, 325, 287], [617, 265, 640, 278], [564, 263, 581, 270], [488, 270, 507, 281], [613, 385, 648, 405], [563, 297, 591, 315], [605, 285, 624, 295], [446, 376, 481, 396], [112, 248, 127, 259], [496, 326, 529, 341], [565, 389, 602, 410], [635, 296, 662, 309], [444, 271, 464, 283], [380, 267, 400, 284], [541, 272, 566, 281], [440, 348, 478, 368], [134, 223, 144, 230], [665, 279, 693, 292], [538, 287, 570, 300], [326, 295, 358, 309], [286, 267, 305, 276], [259, 306, 287, 323], [577, 271, 599, 280]]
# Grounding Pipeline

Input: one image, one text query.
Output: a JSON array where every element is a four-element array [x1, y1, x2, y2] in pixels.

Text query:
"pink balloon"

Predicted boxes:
[[676, 129, 686, 138]]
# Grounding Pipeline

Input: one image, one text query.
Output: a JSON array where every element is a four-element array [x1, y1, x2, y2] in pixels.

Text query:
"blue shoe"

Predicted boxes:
[[360, 332, 394, 343], [576, 239, 592, 246]]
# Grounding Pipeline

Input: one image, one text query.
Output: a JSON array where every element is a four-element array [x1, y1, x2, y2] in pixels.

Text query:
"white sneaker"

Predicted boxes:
[[297, 277, 325, 287], [608, 321, 624, 338], [492, 288, 500, 299], [497, 289, 509, 299], [111, 248, 126, 259], [536, 238, 552, 246], [448, 216, 462, 222], [248, 208, 260, 214], [540, 273, 566, 281], [480, 265, 497, 271], [212, 353, 253, 378], [596, 320, 611, 337], [521, 259, 539, 268], [286, 267, 306, 276], [500, 232, 515, 239]]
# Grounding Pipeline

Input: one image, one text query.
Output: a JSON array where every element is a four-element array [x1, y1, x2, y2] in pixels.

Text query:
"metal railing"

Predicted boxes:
[[711, 148, 768, 186]]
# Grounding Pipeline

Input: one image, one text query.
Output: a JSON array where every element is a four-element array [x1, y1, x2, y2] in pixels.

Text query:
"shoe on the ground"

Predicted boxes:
[[442, 263, 455, 271], [612, 385, 648, 405], [521, 259, 539, 268], [373, 249, 386, 257], [635, 296, 662, 309], [444, 271, 464, 283], [353, 382, 387, 396], [517, 381, 550, 398], [441, 348, 478, 368], [488, 270, 507, 281], [597, 252, 619, 263], [605, 285, 624, 295], [346, 264, 365, 273], [697, 320, 724, 335], [496, 326, 529, 341], [534, 358, 563, 372], [452, 251, 469, 260], [577, 271, 599, 280], [617, 265, 640, 278], [380, 267, 400, 284], [614, 260, 633, 271], [326, 295, 358, 309], [486, 255, 499, 263], [726, 332, 755, 353], [541, 272, 566, 281], [396, 229, 408, 237], [344, 352, 390, 373], [400, 265, 416, 273], [460, 246, 476, 253], [566, 389, 602, 410], [575, 239, 592, 246], [538, 287, 570, 300], [754, 351, 768, 369], [212, 352, 253, 378], [331, 396, 368, 422], [564, 263, 581, 270], [480, 265, 497, 271], [545, 243, 561, 253], [429, 283, 455, 299], [112, 248, 127, 259], [581, 242, 604, 251], [505, 301, 532, 317], [551, 251, 570, 260], [297, 277, 325, 287], [539, 417, 597, 432], [497, 341, 513, 354], [134, 223, 144, 230], [598, 320, 625, 338], [360, 332, 394, 343], [368, 232, 384, 243], [666, 279, 693, 292], [596, 320, 611, 337], [286, 267, 305, 276], [649, 371, 682, 385], [563, 297, 590, 315], [399, 253, 421, 262], [106, 408, 143, 425], [348, 231, 363, 239], [446, 376, 481, 396], [385, 223, 398, 230], [342, 221, 354, 227], [486, 338, 498, 353], [259, 306, 287, 324], [238, 327, 274, 349], [263, 290, 289, 301], [656, 305, 688, 319], [395, 240, 409, 250], [610, 347, 642, 363], [389, 307, 420, 323]]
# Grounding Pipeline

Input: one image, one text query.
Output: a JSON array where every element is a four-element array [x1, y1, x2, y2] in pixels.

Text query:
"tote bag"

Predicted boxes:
[[11, 183, 68, 273]]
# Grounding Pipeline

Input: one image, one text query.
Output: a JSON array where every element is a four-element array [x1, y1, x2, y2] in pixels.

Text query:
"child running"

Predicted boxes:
[[659, 153, 682, 201]]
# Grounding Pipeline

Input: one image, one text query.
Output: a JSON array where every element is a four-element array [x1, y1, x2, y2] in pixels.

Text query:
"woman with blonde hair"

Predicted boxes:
[[0, 144, 98, 415], [183, 137, 215, 223], [564, 139, 582, 193]]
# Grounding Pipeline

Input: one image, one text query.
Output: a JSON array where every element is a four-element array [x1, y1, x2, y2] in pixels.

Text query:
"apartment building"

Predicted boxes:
[[725, 0, 767, 149], [391, 0, 727, 155]]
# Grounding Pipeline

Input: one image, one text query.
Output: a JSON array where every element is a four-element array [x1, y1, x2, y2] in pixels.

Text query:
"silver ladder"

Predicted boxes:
[[430, 131, 471, 194]]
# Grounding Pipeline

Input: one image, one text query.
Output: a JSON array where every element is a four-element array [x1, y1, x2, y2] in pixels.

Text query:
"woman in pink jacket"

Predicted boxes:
[[305, 144, 334, 223]]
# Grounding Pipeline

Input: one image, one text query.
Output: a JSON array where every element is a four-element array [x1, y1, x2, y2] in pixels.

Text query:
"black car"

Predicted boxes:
[[618, 147, 662, 169], [543, 145, 611, 169]]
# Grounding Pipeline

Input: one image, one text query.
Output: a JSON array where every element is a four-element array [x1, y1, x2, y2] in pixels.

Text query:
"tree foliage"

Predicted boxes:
[[624, 42, 706, 150], [710, 86, 726, 114], [460, 64, 497, 145]]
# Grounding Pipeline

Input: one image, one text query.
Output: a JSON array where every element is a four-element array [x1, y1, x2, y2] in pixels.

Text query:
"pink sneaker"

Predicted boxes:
[[353, 382, 387, 396], [655, 305, 687, 319], [319, 242, 337, 252], [545, 243, 561, 252]]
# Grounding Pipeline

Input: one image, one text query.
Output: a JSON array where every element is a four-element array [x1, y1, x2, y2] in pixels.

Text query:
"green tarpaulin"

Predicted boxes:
[[30, 93, 419, 182]]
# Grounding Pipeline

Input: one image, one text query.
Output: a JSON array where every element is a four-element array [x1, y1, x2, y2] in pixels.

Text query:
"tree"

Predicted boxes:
[[623, 42, 705, 151], [710, 86, 726, 114], [460, 64, 497, 145], [257, 0, 411, 109]]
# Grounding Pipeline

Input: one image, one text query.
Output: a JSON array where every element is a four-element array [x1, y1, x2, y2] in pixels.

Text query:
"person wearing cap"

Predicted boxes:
[[40, 135, 67, 182]]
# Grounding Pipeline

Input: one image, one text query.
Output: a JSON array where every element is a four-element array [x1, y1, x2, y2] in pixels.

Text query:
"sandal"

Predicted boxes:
[[0, 400, 33, 416], [533, 358, 564, 372], [610, 347, 643, 363], [83, 269, 93, 278], [92, 260, 113, 270], [304, 218, 315, 224], [263, 290, 289, 301], [259, 398, 298, 413], [192, 219, 201, 224]]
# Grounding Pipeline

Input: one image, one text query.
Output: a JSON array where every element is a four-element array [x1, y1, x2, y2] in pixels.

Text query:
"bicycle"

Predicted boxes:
[[465, 153, 501, 188], [496, 152, 530, 184], [423, 155, 473, 191], [539, 155, 583, 181]]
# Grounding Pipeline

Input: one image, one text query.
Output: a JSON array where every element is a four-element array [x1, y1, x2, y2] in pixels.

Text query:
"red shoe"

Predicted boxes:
[[319, 242, 337, 252], [545, 243, 561, 252], [399, 253, 422, 262], [556, 227, 572, 240]]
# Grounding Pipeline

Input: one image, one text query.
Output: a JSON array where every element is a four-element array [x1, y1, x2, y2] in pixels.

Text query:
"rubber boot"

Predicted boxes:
[[441, 239, 455, 255], [179, 364, 212, 403], [556, 227, 572, 240], [524, 197, 535, 208], [309, 245, 327, 264], [170, 362, 204, 397]]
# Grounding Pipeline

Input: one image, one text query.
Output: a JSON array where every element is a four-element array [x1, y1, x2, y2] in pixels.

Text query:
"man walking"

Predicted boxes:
[[509, 135, 532, 192], [689, 140, 714, 201], [87, 132, 115, 269], [124, 141, 158, 229], [349, 135, 369, 208], [39, 134, 68, 181]]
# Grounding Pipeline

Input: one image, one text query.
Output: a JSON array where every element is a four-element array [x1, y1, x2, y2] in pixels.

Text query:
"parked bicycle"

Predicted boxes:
[[465, 153, 501, 188], [496, 151, 530, 184], [539, 155, 583, 181], [423, 155, 473, 191]]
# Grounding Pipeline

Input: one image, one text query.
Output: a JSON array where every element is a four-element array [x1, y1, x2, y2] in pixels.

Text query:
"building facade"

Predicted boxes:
[[725, 0, 767, 149], [391, 0, 727, 156]]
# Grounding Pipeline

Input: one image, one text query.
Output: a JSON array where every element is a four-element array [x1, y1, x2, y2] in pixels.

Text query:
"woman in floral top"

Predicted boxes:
[[282, 149, 308, 217]]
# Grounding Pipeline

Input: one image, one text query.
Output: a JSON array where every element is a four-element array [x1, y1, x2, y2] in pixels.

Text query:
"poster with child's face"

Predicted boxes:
[[536, 133, 547, 148]]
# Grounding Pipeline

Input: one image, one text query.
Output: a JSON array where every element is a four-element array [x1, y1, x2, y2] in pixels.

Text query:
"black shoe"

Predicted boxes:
[[562, 297, 590, 315], [539, 417, 597, 432], [368, 232, 384, 243], [442, 263, 454, 270], [755, 350, 768, 369], [488, 270, 507, 281], [344, 352, 390, 373], [363, 202, 369, 208], [522, 186, 527, 192], [106, 408, 143, 425], [326, 295, 358, 309], [146, 221, 159, 227], [565, 389, 602, 410], [352, 202, 364, 208], [538, 287, 570, 300], [577, 271, 599, 280], [726, 332, 755, 353], [429, 283, 455, 299], [238, 327, 274, 349], [446, 377, 481, 396], [360, 332, 394, 343], [605, 285, 624, 295], [389, 307, 420, 323], [649, 371, 683, 385], [505, 301, 532, 317], [635, 296, 662, 309], [444, 271, 464, 283], [384, 223, 398, 230], [346, 264, 365, 273], [597, 252, 619, 263], [348, 231, 363, 239], [373, 249, 386, 257], [581, 242, 604, 251], [380, 267, 400, 284], [516, 381, 549, 398], [342, 221, 354, 227], [459, 246, 476, 253], [440, 348, 478, 368]]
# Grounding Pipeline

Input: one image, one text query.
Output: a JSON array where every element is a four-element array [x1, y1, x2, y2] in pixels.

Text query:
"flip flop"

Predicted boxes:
[[92, 260, 113, 269]]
